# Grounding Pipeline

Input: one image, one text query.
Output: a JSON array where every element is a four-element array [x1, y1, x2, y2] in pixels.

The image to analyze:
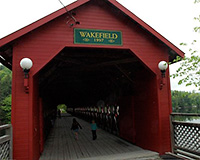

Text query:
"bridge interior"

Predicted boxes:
[[37, 47, 159, 156], [38, 47, 149, 107], [39, 113, 160, 160]]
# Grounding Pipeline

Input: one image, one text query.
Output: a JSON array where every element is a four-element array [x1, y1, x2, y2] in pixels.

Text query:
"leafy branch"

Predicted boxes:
[[170, 1, 200, 90]]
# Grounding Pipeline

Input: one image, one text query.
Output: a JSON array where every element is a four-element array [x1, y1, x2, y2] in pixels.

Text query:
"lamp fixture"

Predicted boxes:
[[20, 58, 33, 93], [158, 61, 168, 90]]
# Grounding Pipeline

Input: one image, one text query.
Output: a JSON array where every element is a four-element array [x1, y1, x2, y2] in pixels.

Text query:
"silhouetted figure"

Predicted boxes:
[[57, 109, 61, 118], [71, 118, 82, 140]]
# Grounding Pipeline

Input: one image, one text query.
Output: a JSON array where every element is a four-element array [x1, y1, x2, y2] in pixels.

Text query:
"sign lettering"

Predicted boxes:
[[74, 28, 122, 45]]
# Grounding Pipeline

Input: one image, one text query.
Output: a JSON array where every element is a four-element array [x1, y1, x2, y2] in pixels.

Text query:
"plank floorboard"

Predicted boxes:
[[40, 113, 160, 160]]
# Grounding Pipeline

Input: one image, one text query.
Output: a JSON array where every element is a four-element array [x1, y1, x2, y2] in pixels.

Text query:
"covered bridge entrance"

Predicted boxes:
[[0, 0, 184, 159]]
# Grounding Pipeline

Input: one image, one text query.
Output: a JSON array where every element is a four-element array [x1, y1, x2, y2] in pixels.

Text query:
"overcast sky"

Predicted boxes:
[[0, 0, 200, 91]]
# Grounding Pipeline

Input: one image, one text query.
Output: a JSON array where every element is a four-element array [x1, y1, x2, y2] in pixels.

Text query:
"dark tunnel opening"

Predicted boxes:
[[37, 47, 155, 143]]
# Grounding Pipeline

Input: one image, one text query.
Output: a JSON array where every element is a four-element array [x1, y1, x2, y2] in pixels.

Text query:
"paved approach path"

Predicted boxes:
[[40, 114, 161, 160]]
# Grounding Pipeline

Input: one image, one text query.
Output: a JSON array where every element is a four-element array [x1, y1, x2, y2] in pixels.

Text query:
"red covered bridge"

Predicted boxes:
[[0, 0, 184, 159]]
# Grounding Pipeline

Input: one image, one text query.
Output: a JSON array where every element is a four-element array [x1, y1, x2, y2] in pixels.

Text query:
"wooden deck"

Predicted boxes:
[[40, 114, 161, 160]]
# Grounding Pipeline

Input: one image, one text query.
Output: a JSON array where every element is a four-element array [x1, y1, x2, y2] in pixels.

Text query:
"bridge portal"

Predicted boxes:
[[0, 0, 184, 159]]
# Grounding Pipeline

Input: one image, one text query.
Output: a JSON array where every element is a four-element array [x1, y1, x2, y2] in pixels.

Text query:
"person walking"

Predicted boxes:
[[57, 109, 61, 118], [71, 118, 82, 140], [91, 120, 97, 140]]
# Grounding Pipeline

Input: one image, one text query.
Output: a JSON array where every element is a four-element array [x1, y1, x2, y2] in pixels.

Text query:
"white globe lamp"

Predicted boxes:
[[20, 58, 33, 70], [158, 61, 168, 77]]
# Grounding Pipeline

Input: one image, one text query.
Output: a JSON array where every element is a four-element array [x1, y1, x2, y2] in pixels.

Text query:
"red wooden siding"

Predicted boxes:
[[134, 70, 161, 152], [39, 98, 44, 154], [10, 1, 172, 159], [158, 70, 172, 152], [11, 46, 30, 159], [119, 96, 136, 143], [31, 75, 40, 160]]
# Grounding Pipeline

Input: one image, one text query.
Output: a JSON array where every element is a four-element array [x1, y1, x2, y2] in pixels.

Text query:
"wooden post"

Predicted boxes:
[[8, 125, 13, 160], [169, 114, 175, 154], [39, 98, 44, 153]]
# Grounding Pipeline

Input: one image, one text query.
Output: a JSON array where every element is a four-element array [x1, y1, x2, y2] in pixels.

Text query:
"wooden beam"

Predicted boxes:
[[54, 57, 83, 65], [66, 58, 137, 72], [115, 65, 135, 85], [39, 58, 137, 92], [0, 56, 12, 70], [86, 58, 137, 68]]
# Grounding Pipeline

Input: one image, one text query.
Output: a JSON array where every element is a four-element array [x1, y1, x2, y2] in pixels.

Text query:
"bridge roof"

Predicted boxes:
[[0, 0, 184, 69]]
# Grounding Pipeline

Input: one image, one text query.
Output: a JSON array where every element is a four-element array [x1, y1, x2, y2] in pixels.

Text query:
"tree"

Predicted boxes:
[[189, 92, 200, 113], [57, 104, 67, 113], [0, 95, 11, 124], [0, 65, 12, 101], [171, 1, 200, 89], [0, 64, 12, 124], [171, 90, 200, 113]]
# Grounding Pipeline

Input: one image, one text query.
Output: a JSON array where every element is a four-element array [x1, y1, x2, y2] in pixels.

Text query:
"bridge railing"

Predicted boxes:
[[0, 124, 12, 160], [170, 113, 200, 160]]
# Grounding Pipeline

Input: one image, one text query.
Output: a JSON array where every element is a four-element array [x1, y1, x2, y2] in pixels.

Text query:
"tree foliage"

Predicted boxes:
[[171, 1, 200, 89], [171, 90, 200, 113], [0, 65, 12, 101], [0, 95, 12, 124], [57, 104, 67, 113], [0, 65, 12, 124]]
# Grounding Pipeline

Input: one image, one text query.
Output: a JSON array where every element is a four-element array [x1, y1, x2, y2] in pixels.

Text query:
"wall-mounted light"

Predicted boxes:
[[158, 61, 168, 90], [20, 58, 33, 93]]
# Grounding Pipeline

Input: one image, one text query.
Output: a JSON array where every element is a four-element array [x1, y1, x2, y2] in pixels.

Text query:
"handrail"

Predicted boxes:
[[172, 120, 200, 127], [170, 113, 200, 160], [0, 124, 12, 160], [0, 124, 11, 130], [171, 112, 200, 116]]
